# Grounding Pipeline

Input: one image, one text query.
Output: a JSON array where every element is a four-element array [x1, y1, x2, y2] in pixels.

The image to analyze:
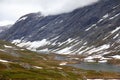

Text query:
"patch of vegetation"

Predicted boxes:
[[0, 40, 120, 79], [107, 59, 120, 65]]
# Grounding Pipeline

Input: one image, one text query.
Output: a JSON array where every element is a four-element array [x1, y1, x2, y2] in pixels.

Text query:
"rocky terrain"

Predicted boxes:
[[0, 0, 120, 79], [0, 0, 119, 63], [0, 40, 120, 80]]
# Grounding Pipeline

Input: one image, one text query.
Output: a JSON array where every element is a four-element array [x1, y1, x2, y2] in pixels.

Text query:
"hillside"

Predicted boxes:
[[0, 0, 120, 63]]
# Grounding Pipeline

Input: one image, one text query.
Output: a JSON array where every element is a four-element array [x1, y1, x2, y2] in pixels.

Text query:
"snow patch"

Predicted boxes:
[[97, 18, 103, 23], [84, 56, 96, 62], [4, 45, 13, 48], [111, 55, 120, 59], [109, 13, 120, 20], [113, 34, 119, 39], [67, 38, 74, 43], [33, 66, 43, 69], [37, 48, 49, 52], [84, 55, 110, 63], [17, 16, 28, 22], [59, 20, 63, 23], [98, 60, 107, 63], [78, 46, 93, 54], [59, 62, 67, 66], [86, 44, 110, 55], [50, 36, 60, 41], [103, 13, 109, 19], [113, 4, 120, 9], [85, 24, 96, 31], [0, 59, 9, 63], [12, 39, 22, 45], [111, 26, 120, 34], [58, 38, 75, 46], [56, 47, 72, 54], [12, 39, 50, 51]]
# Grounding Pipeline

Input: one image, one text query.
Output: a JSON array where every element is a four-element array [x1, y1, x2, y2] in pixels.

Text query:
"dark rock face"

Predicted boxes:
[[0, 0, 120, 56]]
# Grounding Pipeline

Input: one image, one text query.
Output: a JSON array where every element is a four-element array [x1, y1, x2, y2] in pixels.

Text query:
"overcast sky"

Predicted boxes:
[[0, 0, 99, 26]]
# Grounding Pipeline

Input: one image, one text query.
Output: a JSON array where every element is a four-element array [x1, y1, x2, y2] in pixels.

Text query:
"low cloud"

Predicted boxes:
[[0, 0, 99, 23]]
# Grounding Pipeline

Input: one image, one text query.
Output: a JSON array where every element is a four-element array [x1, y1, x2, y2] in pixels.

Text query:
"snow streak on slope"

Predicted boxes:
[[0, 0, 119, 62]]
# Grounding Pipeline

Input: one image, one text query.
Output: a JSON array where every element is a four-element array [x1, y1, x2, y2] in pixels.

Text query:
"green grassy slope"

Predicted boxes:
[[0, 40, 120, 80]]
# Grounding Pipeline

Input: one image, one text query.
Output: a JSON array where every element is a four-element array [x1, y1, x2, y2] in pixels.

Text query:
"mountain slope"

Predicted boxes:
[[0, 25, 12, 33], [0, 0, 120, 62]]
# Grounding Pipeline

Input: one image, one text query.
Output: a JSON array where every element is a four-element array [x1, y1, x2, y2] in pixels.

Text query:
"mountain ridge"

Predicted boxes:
[[0, 0, 120, 62]]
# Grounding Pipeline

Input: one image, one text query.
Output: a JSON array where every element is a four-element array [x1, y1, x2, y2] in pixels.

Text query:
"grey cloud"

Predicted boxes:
[[0, 0, 99, 23]]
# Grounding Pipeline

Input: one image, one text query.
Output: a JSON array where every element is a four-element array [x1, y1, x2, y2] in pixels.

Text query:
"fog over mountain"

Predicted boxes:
[[0, 0, 99, 23]]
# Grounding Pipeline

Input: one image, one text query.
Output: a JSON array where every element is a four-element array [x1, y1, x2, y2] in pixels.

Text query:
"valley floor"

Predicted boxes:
[[0, 40, 120, 80]]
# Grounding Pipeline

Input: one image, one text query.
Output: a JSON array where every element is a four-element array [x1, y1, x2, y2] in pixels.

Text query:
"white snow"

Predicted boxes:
[[67, 38, 74, 43], [56, 47, 72, 54], [39, 25, 47, 30], [111, 55, 120, 59], [78, 46, 93, 54], [84, 55, 110, 63], [85, 24, 96, 31], [38, 48, 49, 52], [86, 44, 110, 55], [103, 13, 109, 19], [84, 56, 96, 62], [113, 4, 120, 9], [20, 49, 25, 51], [97, 18, 103, 23], [103, 33, 112, 40], [12, 39, 22, 45], [59, 20, 63, 23], [4, 45, 13, 48], [102, 51, 111, 55], [0, 59, 9, 63], [12, 39, 50, 51], [58, 38, 75, 46], [50, 36, 60, 41], [83, 42, 87, 45], [33, 66, 43, 69], [96, 14, 109, 24], [109, 13, 120, 20], [113, 34, 119, 39], [59, 62, 67, 66], [28, 40, 49, 48], [17, 16, 28, 22], [85, 59, 96, 62], [98, 60, 107, 63], [111, 26, 120, 34], [84, 56, 94, 60]]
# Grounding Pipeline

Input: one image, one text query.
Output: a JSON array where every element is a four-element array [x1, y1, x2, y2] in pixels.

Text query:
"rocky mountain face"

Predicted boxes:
[[0, 0, 120, 61], [0, 25, 12, 33]]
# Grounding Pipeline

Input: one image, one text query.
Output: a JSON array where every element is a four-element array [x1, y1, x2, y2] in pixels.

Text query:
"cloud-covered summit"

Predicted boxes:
[[0, 0, 99, 23]]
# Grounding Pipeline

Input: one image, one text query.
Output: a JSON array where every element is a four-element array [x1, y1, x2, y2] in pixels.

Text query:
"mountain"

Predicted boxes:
[[0, 0, 120, 62], [0, 25, 12, 33]]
